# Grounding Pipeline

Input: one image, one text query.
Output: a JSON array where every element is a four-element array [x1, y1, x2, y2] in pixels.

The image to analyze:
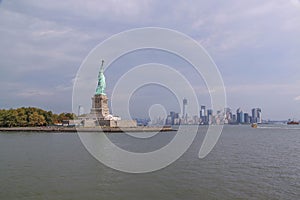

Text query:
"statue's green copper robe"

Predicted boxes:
[[96, 60, 106, 95]]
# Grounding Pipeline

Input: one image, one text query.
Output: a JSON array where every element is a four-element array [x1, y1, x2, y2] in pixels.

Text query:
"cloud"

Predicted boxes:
[[294, 96, 300, 101], [18, 89, 54, 98], [3, 0, 154, 26], [0, 0, 300, 119], [290, 0, 300, 7], [227, 83, 300, 95]]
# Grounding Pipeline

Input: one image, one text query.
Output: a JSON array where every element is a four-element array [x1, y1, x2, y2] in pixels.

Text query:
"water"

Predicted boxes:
[[0, 126, 299, 199]]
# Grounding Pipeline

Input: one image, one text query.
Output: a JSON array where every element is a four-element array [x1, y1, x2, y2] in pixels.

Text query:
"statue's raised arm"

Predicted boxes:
[[100, 60, 104, 72]]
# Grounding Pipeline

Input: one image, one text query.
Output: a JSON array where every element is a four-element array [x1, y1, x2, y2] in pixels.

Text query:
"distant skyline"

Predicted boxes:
[[1, 0, 300, 120]]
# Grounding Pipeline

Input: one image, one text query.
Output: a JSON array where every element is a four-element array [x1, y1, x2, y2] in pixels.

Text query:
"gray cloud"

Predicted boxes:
[[0, 0, 300, 119]]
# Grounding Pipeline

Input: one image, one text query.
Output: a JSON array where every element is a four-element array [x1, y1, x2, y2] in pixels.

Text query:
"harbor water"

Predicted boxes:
[[0, 125, 299, 199]]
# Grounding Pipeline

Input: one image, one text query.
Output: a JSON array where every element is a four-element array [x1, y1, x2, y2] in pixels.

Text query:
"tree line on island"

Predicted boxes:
[[0, 107, 76, 127]]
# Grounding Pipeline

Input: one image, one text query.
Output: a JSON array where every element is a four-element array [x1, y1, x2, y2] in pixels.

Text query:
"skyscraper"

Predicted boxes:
[[252, 108, 262, 123], [244, 113, 250, 123], [182, 98, 188, 119], [257, 108, 262, 123], [236, 108, 244, 124], [225, 107, 232, 123], [166, 111, 180, 125], [232, 114, 237, 123], [200, 105, 207, 124], [252, 108, 258, 123], [207, 109, 213, 124]]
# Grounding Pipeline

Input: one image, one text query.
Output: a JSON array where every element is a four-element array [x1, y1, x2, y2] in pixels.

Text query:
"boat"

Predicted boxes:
[[287, 121, 299, 125], [251, 123, 258, 128]]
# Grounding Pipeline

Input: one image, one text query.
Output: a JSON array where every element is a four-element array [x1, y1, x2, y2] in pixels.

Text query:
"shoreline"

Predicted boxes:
[[0, 126, 175, 133]]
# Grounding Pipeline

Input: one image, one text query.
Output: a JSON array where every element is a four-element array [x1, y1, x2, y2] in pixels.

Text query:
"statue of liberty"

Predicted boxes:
[[96, 60, 106, 95]]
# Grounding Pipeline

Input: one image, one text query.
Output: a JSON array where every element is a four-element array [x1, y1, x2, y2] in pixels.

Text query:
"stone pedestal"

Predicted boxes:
[[90, 94, 110, 119]]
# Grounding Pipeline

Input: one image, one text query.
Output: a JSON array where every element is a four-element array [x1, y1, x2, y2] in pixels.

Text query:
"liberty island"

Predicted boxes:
[[0, 60, 173, 132]]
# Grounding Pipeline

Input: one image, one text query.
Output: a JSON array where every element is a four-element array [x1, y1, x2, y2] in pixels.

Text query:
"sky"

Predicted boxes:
[[0, 0, 300, 120]]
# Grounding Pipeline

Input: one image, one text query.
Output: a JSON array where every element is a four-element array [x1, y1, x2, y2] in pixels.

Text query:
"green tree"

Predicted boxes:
[[16, 108, 28, 127], [0, 107, 76, 127], [2, 109, 18, 127], [43, 111, 54, 125], [0, 109, 5, 127], [57, 112, 76, 123], [52, 113, 59, 124], [28, 111, 46, 126]]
